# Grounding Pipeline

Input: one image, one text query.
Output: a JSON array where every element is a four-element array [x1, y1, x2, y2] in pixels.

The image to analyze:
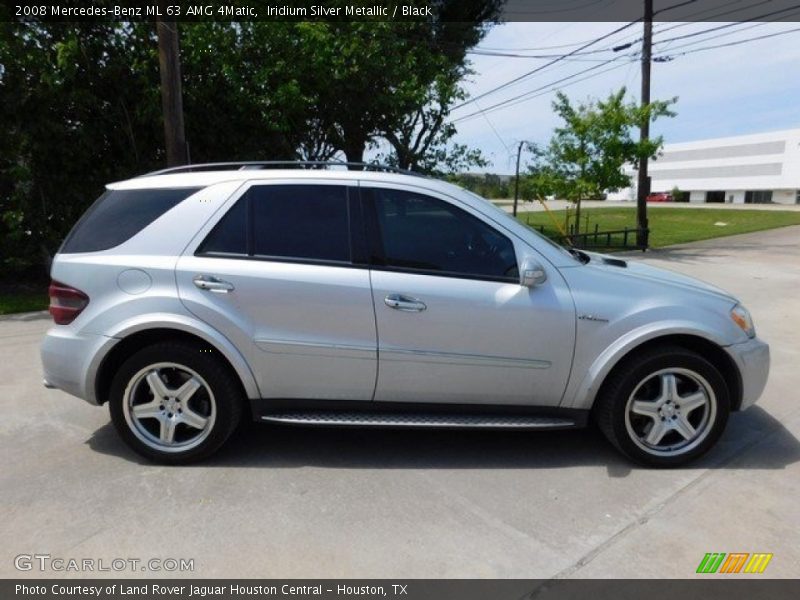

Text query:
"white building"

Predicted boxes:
[[611, 128, 800, 205]]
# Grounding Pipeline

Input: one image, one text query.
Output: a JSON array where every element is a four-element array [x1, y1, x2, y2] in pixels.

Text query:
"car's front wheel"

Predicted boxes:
[[109, 341, 243, 464], [595, 345, 730, 467]]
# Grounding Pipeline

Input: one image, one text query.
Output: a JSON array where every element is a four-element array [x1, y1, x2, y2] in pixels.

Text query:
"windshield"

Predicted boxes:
[[461, 189, 579, 262]]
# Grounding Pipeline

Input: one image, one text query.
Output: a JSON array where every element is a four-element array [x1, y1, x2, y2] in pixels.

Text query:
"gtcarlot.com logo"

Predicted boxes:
[[14, 554, 194, 573]]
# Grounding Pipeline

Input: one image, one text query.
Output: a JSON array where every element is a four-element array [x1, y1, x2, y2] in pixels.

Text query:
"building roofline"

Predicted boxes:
[[662, 127, 800, 150]]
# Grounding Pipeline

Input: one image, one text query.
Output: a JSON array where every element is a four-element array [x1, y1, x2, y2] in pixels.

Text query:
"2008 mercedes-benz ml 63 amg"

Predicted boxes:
[[41, 162, 769, 466]]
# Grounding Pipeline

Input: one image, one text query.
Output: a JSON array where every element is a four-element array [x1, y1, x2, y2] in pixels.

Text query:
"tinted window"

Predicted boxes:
[[370, 188, 518, 281], [197, 184, 351, 263], [61, 188, 202, 253], [251, 185, 349, 262], [196, 195, 247, 255]]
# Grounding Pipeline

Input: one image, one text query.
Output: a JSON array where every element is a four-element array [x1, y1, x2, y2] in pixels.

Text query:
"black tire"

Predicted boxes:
[[594, 345, 730, 467], [109, 341, 243, 464]]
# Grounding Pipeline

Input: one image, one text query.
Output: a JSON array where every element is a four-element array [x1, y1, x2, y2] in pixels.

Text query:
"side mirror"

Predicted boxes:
[[520, 258, 547, 287]]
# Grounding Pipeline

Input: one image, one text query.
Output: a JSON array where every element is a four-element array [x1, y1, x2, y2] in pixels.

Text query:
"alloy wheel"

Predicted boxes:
[[122, 362, 217, 453], [624, 367, 717, 457]]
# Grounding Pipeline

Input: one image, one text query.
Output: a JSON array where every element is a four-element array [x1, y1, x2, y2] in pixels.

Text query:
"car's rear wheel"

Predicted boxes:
[[109, 341, 243, 464], [595, 346, 730, 467]]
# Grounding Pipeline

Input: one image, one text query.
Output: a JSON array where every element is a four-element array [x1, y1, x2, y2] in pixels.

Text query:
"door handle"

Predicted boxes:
[[384, 294, 426, 312], [193, 275, 234, 294]]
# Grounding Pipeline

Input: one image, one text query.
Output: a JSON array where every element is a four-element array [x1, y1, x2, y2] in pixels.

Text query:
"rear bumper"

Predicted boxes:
[[725, 336, 770, 410], [40, 327, 117, 405]]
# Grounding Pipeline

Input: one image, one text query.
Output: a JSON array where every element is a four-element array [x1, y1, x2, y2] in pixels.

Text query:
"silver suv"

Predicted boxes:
[[41, 162, 769, 466]]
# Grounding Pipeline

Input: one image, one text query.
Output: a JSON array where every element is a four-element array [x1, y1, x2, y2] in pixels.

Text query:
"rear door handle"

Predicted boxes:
[[384, 294, 426, 312], [193, 275, 234, 294]]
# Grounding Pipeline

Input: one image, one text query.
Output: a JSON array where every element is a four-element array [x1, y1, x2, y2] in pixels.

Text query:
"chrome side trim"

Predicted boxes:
[[380, 347, 551, 370], [254, 338, 376, 361], [255, 338, 374, 353]]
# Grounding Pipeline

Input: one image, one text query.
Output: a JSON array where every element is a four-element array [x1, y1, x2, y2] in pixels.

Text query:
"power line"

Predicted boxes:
[[654, 10, 800, 54], [657, 0, 797, 23], [451, 20, 641, 111], [654, 0, 772, 36], [603, 4, 800, 54], [467, 49, 637, 61], [453, 23, 800, 125], [654, 25, 800, 59], [651, 4, 800, 45], [474, 99, 512, 156], [652, 0, 699, 17], [500, 0, 616, 18], [466, 4, 800, 63], [453, 58, 636, 124]]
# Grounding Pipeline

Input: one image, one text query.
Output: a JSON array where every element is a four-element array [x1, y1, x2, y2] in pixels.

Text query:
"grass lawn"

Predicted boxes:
[[0, 292, 48, 315], [517, 206, 800, 248]]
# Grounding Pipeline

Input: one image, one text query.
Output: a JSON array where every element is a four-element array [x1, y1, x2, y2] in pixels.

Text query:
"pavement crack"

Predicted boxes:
[[550, 407, 800, 579]]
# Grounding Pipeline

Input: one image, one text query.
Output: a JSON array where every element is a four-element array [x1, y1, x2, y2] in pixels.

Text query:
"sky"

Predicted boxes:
[[441, 21, 800, 174]]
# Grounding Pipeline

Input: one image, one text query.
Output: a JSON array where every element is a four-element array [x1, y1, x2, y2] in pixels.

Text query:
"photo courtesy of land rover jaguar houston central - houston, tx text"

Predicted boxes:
[[40, 162, 770, 466]]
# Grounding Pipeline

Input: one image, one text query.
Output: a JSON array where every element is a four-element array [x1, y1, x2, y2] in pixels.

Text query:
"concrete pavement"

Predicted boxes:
[[1, 226, 798, 579]]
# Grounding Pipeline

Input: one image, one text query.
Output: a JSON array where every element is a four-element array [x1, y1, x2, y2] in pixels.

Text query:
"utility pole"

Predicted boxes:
[[156, 6, 188, 166], [513, 140, 525, 217], [636, 0, 653, 248]]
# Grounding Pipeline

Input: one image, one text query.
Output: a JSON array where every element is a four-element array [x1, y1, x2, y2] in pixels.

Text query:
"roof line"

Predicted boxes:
[[141, 161, 429, 178]]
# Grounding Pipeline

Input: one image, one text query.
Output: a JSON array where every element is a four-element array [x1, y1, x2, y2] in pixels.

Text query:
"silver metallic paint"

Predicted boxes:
[[41, 170, 769, 416]]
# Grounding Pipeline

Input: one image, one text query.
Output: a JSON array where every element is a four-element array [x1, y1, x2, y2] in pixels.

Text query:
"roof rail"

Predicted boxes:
[[142, 161, 428, 178]]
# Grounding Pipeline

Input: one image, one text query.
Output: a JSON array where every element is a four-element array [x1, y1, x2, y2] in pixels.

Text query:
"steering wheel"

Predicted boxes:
[[466, 232, 499, 258]]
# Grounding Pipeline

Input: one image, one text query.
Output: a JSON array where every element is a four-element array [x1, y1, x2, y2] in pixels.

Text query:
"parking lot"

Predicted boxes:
[[1, 225, 798, 579]]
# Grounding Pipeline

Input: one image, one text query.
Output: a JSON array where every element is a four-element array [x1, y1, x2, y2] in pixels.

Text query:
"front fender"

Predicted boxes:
[[561, 321, 732, 411]]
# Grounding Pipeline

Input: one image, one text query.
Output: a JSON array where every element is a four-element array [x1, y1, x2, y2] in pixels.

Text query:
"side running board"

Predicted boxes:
[[260, 411, 578, 430]]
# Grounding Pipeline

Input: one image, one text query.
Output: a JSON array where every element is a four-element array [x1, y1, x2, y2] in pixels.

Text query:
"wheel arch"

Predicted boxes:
[[93, 321, 260, 406], [566, 331, 743, 413]]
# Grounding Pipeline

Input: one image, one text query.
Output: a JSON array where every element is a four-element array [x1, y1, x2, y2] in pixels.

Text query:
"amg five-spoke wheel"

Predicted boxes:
[[625, 369, 716, 456], [123, 363, 217, 452], [596, 346, 730, 467], [109, 341, 242, 464]]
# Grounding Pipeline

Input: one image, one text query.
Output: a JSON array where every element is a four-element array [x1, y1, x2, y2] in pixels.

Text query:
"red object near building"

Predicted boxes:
[[646, 192, 673, 202]]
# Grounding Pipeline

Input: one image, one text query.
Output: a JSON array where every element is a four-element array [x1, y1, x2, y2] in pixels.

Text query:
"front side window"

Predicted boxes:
[[197, 184, 350, 263], [368, 188, 518, 282]]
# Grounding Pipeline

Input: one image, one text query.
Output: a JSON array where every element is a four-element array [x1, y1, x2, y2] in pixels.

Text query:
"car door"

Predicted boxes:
[[176, 180, 377, 401], [362, 184, 575, 406]]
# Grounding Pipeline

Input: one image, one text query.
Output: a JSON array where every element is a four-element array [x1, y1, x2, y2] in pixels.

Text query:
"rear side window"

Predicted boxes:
[[197, 184, 351, 263], [60, 188, 202, 253]]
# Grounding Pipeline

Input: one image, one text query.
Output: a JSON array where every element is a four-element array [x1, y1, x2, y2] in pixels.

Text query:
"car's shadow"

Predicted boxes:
[[86, 406, 800, 477]]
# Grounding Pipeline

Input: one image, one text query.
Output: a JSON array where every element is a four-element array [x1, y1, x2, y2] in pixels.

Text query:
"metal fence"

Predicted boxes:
[[527, 221, 649, 250], [567, 224, 649, 250]]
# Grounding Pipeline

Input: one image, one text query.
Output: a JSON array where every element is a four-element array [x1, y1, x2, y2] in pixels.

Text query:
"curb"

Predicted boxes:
[[0, 310, 50, 322]]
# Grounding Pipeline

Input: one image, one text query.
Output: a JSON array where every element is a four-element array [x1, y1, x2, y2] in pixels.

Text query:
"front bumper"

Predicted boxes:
[[725, 336, 770, 410]]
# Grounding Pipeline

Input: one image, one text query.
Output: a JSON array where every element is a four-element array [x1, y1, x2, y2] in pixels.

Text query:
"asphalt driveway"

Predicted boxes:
[[1, 226, 798, 579]]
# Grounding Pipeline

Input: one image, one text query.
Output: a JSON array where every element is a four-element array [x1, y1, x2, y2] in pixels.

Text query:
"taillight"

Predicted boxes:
[[48, 280, 89, 325]]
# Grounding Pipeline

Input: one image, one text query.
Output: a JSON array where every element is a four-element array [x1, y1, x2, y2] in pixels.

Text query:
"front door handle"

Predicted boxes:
[[193, 275, 234, 294], [385, 294, 426, 312]]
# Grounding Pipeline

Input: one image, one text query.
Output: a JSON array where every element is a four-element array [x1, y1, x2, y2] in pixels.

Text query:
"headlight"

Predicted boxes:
[[731, 304, 755, 338]]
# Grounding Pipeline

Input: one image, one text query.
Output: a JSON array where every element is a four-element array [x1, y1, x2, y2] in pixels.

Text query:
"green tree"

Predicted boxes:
[[0, 22, 163, 275], [296, 1, 501, 166], [524, 88, 676, 235], [378, 3, 500, 173], [0, 7, 502, 276]]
